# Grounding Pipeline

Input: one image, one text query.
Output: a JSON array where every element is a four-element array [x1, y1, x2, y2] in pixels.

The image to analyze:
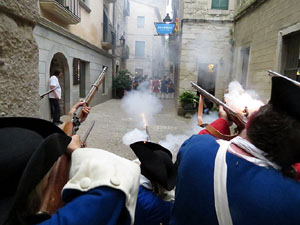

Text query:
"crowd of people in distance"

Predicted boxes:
[[132, 74, 175, 99]]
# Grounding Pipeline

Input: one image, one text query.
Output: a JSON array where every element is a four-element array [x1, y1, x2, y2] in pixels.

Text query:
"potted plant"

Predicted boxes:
[[178, 91, 199, 116], [113, 69, 132, 98]]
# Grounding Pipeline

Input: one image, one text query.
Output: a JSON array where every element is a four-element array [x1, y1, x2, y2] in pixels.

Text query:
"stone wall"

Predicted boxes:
[[34, 22, 113, 120], [178, 21, 233, 99], [233, 0, 300, 101], [0, 0, 40, 117], [177, 0, 235, 101], [183, 0, 236, 21]]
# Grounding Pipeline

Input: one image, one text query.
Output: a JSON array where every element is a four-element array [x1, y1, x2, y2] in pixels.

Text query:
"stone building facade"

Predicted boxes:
[[112, 0, 130, 78], [0, 0, 40, 117], [36, 0, 117, 120], [175, 0, 236, 100], [232, 0, 300, 102], [126, 0, 166, 78]]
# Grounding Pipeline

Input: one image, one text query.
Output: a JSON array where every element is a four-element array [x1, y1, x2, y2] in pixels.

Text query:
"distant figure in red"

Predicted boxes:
[[152, 76, 160, 96]]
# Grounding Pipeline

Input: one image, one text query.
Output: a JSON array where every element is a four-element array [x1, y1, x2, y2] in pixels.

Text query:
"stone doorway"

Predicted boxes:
[[50, 52, 70, 115], [197, 63, 217, 95]]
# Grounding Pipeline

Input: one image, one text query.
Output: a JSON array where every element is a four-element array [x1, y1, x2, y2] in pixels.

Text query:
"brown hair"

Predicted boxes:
[[5, 182, 43, 225], [247, 104, 300, 178]]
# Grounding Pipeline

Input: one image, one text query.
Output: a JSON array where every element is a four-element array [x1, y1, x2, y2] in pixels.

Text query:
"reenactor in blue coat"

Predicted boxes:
[[170, 75, 300, 225], [0, 105, 140, 225]]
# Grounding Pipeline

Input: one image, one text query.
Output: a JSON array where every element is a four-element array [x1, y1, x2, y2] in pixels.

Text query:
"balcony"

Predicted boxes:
[[40, 0, 80, 24], [102, 22, 116, 50]]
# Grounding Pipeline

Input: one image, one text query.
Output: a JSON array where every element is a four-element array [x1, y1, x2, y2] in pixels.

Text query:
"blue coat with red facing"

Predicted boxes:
[[170, 118, 300, 225]]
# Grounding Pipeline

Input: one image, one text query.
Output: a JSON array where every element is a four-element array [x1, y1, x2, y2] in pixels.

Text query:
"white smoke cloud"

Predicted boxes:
[[122, 128, 148, 146], [121, 81, 163, 127], [224, 81, 264, 116], [121, 84, 220, 159], [158, 112, 219, 159]]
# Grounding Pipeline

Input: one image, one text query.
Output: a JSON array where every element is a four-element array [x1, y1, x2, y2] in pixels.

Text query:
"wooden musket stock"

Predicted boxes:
[[191, 82, 247, 133], [37, 66, 108, 217]]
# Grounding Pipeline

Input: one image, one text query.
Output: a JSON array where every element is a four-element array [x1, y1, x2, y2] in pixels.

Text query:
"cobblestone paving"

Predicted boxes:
[[76, 98, 200, 160]]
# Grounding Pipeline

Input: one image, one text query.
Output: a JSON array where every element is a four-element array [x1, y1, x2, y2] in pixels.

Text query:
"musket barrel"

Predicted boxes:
[[190, 82, 235, 113], [268, 70, 300, 86], [72, 66, 108, 133], [84, 66, 108, 105], [190, 81, 247, 130]]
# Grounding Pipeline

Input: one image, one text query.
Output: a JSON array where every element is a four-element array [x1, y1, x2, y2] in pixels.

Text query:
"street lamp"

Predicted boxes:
[[119, 35, 125, 46], [163, 13, 172, 23]]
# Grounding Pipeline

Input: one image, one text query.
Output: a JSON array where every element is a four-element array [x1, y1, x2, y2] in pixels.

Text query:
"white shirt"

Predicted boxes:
[[49, 75, 61, 99]]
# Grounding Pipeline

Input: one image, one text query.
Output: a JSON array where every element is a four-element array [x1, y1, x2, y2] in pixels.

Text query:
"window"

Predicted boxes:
[[282, 32, 300, 81], [240, 47, 250, 88], [135, 41, 145, 58], [73, 58, 87, 97], [212, 0, 228, 10], [73, 58, 80, 85], [79, 61, 86, 98], [137, 16, 145, 28], [103, 10, 108, 42]]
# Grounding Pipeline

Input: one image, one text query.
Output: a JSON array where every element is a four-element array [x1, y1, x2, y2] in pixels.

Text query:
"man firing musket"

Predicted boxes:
[[191, 82, 248, 140], [172, 71, 300, 224]]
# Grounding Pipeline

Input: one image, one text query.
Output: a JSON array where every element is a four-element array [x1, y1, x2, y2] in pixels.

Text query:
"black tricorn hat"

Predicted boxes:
[[269, 76, 300, 119], [0, 117, 71, 225], [130, 141, 177, 191]]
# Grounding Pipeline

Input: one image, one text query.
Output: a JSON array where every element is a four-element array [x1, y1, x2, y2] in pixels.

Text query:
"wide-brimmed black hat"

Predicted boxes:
[[0, 117, 71, 225], [130, 141, 177, 191], [269, 76, 300, 119]]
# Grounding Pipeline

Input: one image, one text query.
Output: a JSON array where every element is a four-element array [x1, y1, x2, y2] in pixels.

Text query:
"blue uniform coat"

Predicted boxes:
[[38, 187, 130, 225], [170, 134, 300, 225]]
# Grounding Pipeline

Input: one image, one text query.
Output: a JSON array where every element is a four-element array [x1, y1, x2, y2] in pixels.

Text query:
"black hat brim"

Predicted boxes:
[[0, 117, 71, 225], [130, 141, 177, 191]]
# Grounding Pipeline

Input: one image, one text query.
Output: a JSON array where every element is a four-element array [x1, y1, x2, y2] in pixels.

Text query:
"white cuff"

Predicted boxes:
[[63, 148, 141, 225]]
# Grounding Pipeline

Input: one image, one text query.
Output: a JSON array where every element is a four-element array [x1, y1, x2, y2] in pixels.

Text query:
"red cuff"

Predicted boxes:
[[198, 118, 230, 136]]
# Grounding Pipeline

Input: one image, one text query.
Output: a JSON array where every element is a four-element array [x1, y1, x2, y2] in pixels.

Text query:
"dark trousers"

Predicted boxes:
[[49, 98, 61, 123]]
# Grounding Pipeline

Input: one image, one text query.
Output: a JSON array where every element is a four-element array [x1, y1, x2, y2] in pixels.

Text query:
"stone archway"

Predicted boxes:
[[50, 52, 70, 115]]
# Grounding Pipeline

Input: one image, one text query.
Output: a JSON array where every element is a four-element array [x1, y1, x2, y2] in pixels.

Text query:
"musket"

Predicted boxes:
[[81, 120, 95, 147], [268, 70, 300, 86], [39, 87, 59, 99], [37, 66, 108, 218], [191, 82, 247, 134]]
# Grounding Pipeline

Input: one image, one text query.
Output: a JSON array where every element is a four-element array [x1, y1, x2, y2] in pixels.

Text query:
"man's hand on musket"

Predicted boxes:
[[68, 101, 91, 122], [67, 134, 82, 155], [218, 106, 233, 126]]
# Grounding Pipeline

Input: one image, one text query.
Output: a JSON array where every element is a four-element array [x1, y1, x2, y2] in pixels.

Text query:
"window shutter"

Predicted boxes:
[[73, 58, 80, 85]]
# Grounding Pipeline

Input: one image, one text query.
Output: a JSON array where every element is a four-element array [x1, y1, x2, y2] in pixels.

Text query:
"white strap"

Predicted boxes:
[[214, 140, 233, 225]]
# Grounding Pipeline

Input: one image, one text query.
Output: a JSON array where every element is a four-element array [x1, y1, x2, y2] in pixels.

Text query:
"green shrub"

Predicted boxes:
[[179, 91, 199, 105], [113, 69, 132, 91]]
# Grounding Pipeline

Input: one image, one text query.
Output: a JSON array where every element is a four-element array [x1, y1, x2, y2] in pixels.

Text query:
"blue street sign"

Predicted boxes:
[[154, 23, 175, 35]]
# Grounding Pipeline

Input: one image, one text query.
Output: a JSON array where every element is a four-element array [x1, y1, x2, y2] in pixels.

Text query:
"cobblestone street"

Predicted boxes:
[[76, 98, 202, 160]]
